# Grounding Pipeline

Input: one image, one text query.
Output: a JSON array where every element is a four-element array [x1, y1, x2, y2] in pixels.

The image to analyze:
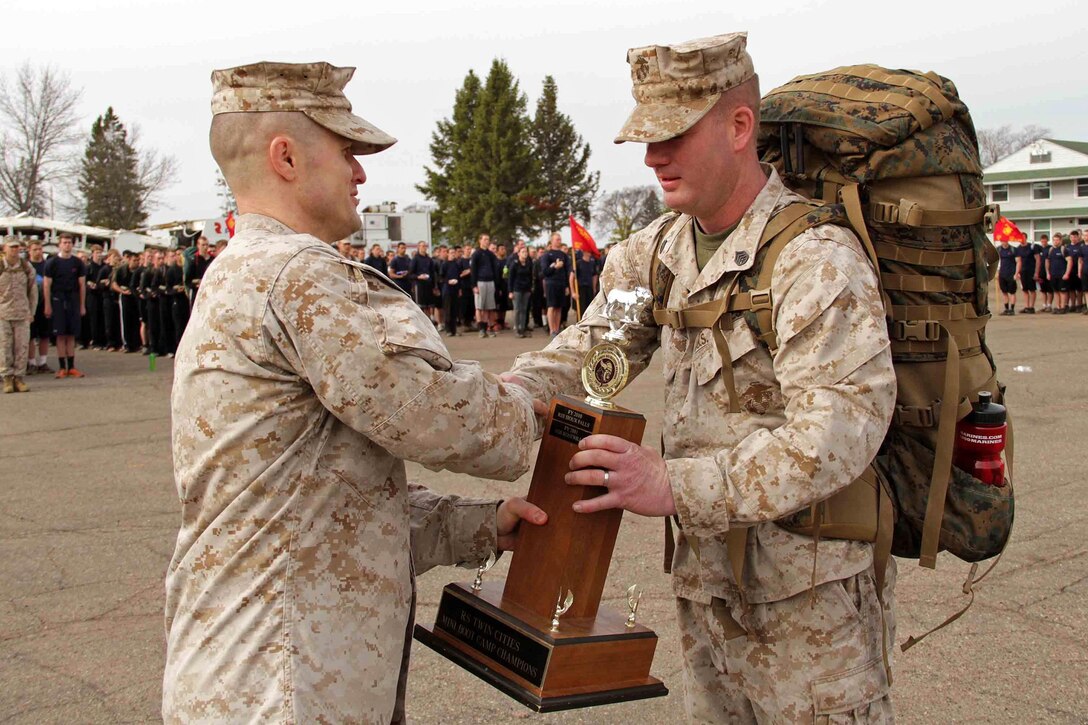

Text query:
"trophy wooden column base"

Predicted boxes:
[[414, 582, 668, 713]]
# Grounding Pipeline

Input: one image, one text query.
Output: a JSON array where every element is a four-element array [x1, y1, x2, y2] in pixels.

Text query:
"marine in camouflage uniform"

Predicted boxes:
[[165, 62, 543, 724], [1, 239, 37, 392], [506, 34, 898, 723]]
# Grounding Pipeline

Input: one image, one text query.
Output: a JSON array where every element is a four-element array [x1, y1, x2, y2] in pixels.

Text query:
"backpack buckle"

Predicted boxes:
[[891, 320, 941, 342], [983, 204, 1000, 233], [749, 289, 773, 311], [894, 402, 940, 428]]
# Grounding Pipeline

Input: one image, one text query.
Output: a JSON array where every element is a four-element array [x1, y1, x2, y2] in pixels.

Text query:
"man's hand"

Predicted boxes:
[[44, 303, 52, 318], [496, 497, 548, 551], [565, 434, 676, 517], [80, 304, 86, 316]]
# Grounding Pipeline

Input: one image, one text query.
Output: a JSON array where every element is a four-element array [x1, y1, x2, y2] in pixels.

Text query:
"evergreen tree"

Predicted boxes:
[[529, 76, 599, 234], [416, 70, 481, 243], [78, 107, 146, 228], [456, 59, 538, 249]]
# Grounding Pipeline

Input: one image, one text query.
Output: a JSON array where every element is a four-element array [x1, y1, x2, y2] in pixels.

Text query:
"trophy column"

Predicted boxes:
[[415, 288, 668, 712]]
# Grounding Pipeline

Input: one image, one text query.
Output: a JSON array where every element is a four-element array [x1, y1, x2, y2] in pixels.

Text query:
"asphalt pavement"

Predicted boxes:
[[0, 308, 1085, 723]]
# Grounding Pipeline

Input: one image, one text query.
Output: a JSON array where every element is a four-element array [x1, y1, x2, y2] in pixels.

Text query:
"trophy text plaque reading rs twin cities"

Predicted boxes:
[[415, 288, 668, 712]]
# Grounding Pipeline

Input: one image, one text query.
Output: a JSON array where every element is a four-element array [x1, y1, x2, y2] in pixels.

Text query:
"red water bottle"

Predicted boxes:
[[953, 391, 1007, 486]]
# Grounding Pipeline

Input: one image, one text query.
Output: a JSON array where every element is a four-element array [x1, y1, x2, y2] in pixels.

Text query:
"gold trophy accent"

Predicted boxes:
[[581, 288, 654, 408], [471, 551, 497, 593], [550, 589, 575, 632], [625, 584, 642, 628]]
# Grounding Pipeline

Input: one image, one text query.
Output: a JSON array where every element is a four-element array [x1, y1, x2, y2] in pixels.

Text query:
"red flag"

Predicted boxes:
[[225, 210, 236, 238], [569, 214, 600, 259], [993, 216, 1025, 243]]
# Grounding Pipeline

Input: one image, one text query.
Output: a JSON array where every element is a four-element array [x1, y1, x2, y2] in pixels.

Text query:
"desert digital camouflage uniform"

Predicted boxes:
[[0, 253, 37, 381], [508, 33, 898, 724], [164, 62, 539, 724]]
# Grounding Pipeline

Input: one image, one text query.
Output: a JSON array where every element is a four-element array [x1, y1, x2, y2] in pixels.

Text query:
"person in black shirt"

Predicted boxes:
[[26, 241, 52, 374], [469, 234, 500, 337], [409, 241, 438, 322], [42, 233, 87, 377], [1016, 239, 1041, 313], [539, 233, 570, 336], [363, 244, 388, 276], [1067, 230, 1084, 312], [996, 240, 1018, 315], [507, 246, 535, 337], [1036, 235, 1052, 311], [84, 245, 105, 348], [112, 253, 142, 351], [459, 243, 475, 330], [165, 249, 189, 352], [439, 246, 464, 336], [1046, 233, 1069, 314], [388, 242, 412, 295], [185, 236, 213, 306], [569, 249, 599, 321], [99, 250, 122, 351], [530, 248, 545, 330]]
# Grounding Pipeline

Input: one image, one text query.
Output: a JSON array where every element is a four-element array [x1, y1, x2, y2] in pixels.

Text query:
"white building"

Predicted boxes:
[[346, 203, 432, 249], [982, 139, 1088, 241]]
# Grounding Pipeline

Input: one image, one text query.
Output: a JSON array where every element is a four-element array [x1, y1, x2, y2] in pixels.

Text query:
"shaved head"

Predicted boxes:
[[711, 76, 760, 142], [210, 111, 324, 195]]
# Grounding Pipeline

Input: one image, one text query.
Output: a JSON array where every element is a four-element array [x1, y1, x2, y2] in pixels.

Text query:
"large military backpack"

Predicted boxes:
[[651, 65, 1014, 652]]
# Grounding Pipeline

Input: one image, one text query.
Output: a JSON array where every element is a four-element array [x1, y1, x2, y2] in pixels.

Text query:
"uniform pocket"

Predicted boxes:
[[810, 657, 890, 719]]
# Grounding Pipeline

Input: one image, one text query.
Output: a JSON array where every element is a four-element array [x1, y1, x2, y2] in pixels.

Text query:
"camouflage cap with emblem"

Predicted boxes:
[[211, 61, 396, 155], [615, 32, 754, 144]]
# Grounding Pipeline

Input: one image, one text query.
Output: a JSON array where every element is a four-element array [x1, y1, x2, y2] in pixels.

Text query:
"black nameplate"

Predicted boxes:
[[548, 404, 596, 445], [435, 591, 549, 686]]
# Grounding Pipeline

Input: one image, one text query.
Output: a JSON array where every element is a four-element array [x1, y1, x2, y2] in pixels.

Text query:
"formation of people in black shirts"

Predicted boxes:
[[996, 230, 1088, 315], [342, 233, 602, 338], [19, 234, 226, 379], [16, 229, 600, 379]]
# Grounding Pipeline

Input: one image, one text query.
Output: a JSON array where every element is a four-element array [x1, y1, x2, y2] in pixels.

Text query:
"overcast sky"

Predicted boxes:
[[3, 0, 1085, 233]]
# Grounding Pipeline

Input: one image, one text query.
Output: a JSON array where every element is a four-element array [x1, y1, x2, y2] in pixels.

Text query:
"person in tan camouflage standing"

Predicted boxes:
[[165, 61, 547, 724], [1, 239, 37, 393], [504, 33, 898, 722]]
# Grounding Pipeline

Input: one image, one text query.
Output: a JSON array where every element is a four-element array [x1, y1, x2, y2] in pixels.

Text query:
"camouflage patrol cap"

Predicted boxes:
[[210, 61, 396, 155], [615, 32, 754, 144]]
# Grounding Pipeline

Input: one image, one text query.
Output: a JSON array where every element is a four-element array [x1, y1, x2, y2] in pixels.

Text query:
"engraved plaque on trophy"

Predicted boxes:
[[415, 288, 668, 712]]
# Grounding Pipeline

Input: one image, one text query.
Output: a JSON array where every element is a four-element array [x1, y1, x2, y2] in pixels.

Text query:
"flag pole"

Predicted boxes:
[[569, 211, 583, 321]]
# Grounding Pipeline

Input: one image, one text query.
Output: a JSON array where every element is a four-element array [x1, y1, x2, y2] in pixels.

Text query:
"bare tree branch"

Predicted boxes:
[[978, 124, 1050, 167], [129, 124, 179, 216], [0, 62, 82, 216], [595, 186, 664, 243]]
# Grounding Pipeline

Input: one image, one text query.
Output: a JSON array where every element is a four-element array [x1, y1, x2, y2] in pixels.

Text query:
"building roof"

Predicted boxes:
[[985, 165, 1088, 183], [0, 215, 114, 240], [1048, 139, 1088, 155]]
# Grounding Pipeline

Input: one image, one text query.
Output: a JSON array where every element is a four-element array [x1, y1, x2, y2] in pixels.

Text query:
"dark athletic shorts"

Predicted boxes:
[[1067, 276, 1082, 292], [1039, 277, 1052, 294], [998, 276, 1017, 294], [50, 293, 82, 337], [1020, 276, 1037, 293], [544, 281, 567, 309]]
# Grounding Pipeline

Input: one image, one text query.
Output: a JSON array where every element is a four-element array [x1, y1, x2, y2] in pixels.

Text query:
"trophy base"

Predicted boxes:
[[414, 582, 668, 713]]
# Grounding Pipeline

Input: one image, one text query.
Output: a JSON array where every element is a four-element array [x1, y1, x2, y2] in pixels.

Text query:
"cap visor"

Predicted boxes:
[[614, 94, 719, 144], [305, 108, 397, 155]]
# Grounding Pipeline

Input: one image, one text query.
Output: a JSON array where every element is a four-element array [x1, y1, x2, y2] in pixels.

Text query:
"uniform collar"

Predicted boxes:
[[657, 164, 788, 299], [235, 213, 298, 237]]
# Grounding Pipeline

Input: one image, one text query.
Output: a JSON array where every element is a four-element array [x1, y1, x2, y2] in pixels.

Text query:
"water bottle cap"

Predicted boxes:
[[969, 391, 1005, 425]]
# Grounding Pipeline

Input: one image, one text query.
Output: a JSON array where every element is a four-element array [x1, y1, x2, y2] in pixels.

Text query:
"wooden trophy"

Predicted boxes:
[[415, 288, 668, 712]]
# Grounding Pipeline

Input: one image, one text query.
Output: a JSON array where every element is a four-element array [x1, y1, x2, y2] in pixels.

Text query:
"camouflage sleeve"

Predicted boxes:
[[408, 484, 498, 574], [670, 227, 896, 535], [266, 249, 538, 480], [507, 227, 662, 404]]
